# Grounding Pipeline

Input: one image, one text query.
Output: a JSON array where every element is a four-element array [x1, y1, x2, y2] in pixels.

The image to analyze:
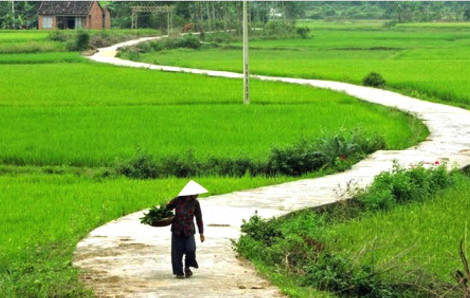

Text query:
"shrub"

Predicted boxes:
[[302, 254, 394, 296], [264, 20, 295, 35], [48, 31, 68, 42], [133, 35, 201, 54], [204, 157, 261, 177], [113, 149, 159, 179], [118, 45, 140, 55], [296, 26, 311, 39], [319, 133, 360, 167], [66, 30, 90, 51], [159, 151, 201, 177], [363, 72, 386, 88], [351, 129, 386, 154], [429, 164, 454, 190], [358, 162, 454, 211], [75, 31, 90, 51], [240, 212, 283, 247], [204, 33, 236, 44], [127, 48, 141, 61], [177, 35, 201, 49], [139, 41, 155, 53], [90, 32, 113, 48], [268, 139, 327, 176]]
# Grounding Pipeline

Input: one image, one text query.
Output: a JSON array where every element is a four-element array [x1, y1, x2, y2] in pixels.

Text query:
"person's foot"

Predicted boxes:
[[184, 268, 193, 278], [175, 274, 185, 279]]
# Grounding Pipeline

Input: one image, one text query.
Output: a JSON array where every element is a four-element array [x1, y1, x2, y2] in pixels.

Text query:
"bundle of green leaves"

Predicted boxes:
[[140, 203, 174, 225]]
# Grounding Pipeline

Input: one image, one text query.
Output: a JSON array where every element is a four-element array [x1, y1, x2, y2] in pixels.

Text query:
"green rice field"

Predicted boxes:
[[0, 21, 465, 297], [0, 63, 423, 167], [0, 29, 159, 54], [0, 172, 298, 297], [0, 52, 83, 64], [124, 20, 470, 109]]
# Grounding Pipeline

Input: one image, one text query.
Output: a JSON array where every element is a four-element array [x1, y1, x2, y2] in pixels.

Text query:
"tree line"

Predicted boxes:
[[1, 1, 470, 30], [106, 1, 308, 33], [307, 1, 470, 22]]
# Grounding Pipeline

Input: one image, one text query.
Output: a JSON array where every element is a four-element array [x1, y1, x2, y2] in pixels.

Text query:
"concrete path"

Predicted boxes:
[[73, 36, 470, 297]]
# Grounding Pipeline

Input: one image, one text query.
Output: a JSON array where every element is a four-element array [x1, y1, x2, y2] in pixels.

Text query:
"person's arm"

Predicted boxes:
[[166, 197, 178, 210], [195, 200, 204, 242]]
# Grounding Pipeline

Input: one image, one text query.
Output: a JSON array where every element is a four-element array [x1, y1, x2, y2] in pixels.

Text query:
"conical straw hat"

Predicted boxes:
[[178, 180, 208, 197]]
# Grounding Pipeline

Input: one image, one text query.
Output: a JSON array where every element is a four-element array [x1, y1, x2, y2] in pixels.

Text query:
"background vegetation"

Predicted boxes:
[[3, 2, 470, 30]]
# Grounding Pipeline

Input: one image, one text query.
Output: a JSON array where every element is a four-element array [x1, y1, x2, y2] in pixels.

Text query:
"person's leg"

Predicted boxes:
[[184, 235, 199, 270], [171, 234, 185, 276]]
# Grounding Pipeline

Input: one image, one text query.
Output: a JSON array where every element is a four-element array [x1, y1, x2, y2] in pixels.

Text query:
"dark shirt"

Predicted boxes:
[[167, 197, 203, 237]]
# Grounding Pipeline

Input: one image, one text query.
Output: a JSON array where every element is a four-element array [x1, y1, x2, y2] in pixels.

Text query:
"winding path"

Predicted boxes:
[[73, 36, 470, 297]]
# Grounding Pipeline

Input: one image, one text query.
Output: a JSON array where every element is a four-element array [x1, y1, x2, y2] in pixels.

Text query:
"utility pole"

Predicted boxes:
[[11, 1, 15, 29], [243, 1, 250, 104]]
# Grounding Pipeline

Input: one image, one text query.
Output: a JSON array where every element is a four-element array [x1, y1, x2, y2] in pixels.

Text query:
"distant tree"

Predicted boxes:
[[0, 1, 39, 29], [464, 7, 470, 21]]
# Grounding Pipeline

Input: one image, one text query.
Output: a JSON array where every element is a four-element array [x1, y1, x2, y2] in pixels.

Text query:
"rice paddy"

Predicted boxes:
[[0, 21, 462, 296], [0, 172, 298, 297], [0, 63, 424, 167], [125, 21, 470, 109]]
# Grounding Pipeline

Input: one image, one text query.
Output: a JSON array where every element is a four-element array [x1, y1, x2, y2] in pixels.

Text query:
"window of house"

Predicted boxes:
[[43, 16, 52, 29], [75, 17, 83, 29]]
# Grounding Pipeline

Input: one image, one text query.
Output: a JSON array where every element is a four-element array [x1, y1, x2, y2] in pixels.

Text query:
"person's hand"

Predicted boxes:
[[200, 234, 205, 243]]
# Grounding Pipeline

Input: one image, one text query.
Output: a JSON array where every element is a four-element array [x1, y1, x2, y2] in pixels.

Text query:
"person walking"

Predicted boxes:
[[166, 180, 207, 279]]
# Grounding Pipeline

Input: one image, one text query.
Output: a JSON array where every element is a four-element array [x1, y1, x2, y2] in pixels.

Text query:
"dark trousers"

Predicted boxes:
[[171, 234, 199, 275]]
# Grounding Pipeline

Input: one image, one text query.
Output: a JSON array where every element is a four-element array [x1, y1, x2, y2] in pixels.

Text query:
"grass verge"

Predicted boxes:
[[235, 166, 470, 296]]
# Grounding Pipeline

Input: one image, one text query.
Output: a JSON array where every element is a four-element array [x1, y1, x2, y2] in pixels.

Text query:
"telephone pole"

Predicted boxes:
[[243, 1, 250, 104], [10, 1, 16, 29]]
